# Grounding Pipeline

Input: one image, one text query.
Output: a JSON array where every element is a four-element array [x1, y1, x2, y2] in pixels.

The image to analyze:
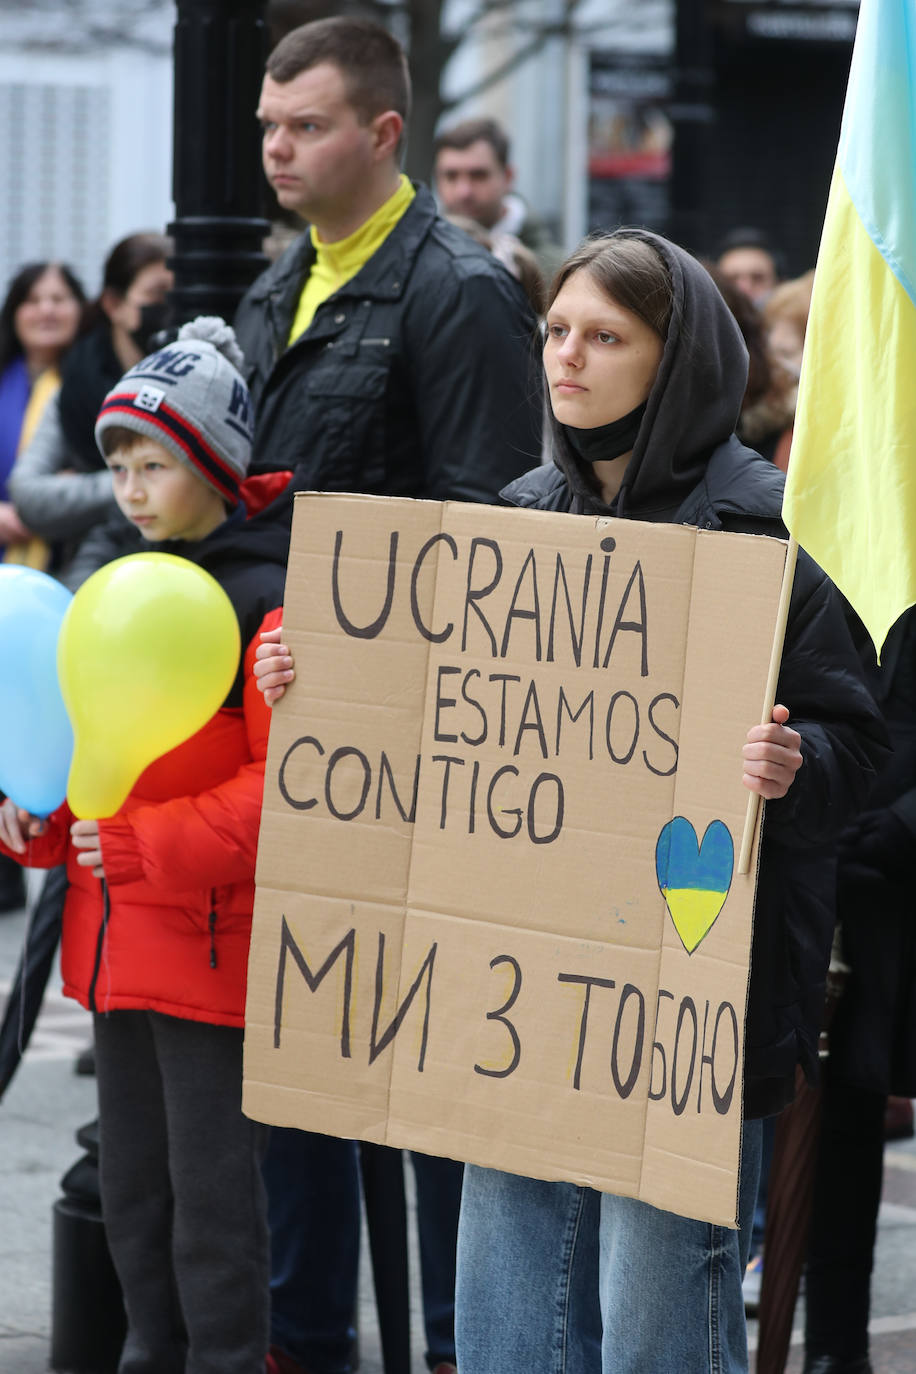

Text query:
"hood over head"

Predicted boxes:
[[550, 228, 750, 521]]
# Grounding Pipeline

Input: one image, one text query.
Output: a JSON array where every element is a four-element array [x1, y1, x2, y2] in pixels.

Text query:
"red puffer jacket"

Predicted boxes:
[[10, 609, 281, 1026], [0, 482, 291, 1027]]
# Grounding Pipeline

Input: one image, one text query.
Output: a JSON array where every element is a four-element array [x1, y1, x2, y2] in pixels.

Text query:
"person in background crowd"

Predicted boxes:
[[449, 229, 884, 1374], [760, 270, 815, 475], [444, 212, 546, 314], [9, 232, 172, 583], [0, 261, 85, 561], [716, 226, 783, 307], [0, 259, 85, 915], [234, 17, 542, 1374], [802, 605, 916, 1374], [433, 116, 564, 281], [707, 262, 795, 472], [763, 270, 815, 389]]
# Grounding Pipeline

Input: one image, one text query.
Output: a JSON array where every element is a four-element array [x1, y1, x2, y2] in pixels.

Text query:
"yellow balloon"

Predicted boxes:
[[58, 553, 241, 819]]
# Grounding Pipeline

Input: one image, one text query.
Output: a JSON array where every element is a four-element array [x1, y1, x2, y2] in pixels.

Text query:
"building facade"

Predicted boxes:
[[446, 0, 859, 274], [0, 0, 860, 301], [0, 1, 172, 297]]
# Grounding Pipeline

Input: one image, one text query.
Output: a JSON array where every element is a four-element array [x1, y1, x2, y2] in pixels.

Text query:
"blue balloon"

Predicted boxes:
[[0, 565, 73, 816]]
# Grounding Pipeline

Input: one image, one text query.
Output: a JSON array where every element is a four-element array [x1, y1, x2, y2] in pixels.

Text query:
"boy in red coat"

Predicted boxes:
[[0, 318, 288, 1374]]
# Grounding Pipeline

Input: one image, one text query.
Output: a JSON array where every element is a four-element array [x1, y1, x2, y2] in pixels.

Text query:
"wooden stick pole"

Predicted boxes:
[[736, 536, 800, 875]]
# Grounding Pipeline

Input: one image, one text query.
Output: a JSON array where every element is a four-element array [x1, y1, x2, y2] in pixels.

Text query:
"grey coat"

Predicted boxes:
[[9, 396, 118, 546]]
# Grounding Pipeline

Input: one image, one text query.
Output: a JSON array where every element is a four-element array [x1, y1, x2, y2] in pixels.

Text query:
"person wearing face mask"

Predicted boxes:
[[445, 231, 888, 1374], [9, 231, 172, 583]]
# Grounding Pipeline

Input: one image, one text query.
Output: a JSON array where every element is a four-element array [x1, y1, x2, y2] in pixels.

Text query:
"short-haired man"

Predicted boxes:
[[715, 226, 782, 306], [236, 20, 541, 531], [234, 18, 541, 1374], [433, 116, 564, 279]]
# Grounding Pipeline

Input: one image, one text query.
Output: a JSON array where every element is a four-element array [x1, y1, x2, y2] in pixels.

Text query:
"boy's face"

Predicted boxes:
[[105, 437, 227, 544]]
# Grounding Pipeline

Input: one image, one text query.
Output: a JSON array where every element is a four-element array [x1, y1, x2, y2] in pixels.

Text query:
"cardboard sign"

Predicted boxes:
[[244, 494, 789, 1226]]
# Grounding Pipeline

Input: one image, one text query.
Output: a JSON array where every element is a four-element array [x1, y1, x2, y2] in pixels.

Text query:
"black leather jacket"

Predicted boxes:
[[234, 185, 542, 531], [504, 440, 889, 1117]]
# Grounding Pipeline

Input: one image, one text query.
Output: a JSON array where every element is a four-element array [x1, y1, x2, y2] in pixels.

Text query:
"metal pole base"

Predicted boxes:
[[50, 1125, 126, 1374]]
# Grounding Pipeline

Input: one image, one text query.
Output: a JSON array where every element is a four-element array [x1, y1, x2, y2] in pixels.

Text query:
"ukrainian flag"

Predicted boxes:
[[782, 0, 916, 657]]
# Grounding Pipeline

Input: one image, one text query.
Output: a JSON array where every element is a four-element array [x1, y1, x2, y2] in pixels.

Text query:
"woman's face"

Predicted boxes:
[[105, 260, 173, 338], [14, 266, 82, 365], [544, 269, 664, 430]]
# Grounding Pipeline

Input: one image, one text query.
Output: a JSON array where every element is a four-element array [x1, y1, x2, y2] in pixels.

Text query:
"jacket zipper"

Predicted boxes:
[[87, 882, 111, 1013], [208, 897, 218, 969]]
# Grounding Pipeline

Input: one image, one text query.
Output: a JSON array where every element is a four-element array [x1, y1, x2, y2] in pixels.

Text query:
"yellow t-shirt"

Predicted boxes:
[[287, 175, 416, 346]]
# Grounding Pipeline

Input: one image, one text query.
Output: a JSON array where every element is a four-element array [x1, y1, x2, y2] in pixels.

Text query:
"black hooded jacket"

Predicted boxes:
[[503, 229, 888, 1118]]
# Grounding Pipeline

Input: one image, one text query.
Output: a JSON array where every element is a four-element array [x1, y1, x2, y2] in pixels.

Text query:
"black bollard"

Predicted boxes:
[[51, 7, 271, 1365], [50, 1119, 126, 1374]]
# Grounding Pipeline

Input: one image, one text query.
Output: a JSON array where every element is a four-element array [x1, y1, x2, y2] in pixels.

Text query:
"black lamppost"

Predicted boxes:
[[50, 9, 273, 1368], [168, 0, 271, 324], [668, 0, 716, 254]]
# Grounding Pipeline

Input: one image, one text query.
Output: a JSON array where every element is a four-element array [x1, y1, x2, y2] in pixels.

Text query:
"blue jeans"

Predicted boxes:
[[266, 1131, 360, 1374], [264, 1128, 462, 1372], [455, 1120, 763, 1374]]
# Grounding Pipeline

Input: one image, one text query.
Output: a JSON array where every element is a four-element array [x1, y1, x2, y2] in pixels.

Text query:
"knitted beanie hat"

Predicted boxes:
[[95, 317, 253, 507]]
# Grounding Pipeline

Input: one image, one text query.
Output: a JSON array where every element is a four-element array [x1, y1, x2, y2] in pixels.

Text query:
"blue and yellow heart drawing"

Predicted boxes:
[[655, 817, 735, 954]]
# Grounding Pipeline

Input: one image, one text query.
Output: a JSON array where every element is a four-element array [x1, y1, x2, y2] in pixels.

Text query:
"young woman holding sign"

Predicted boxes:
[[455, 234, 889, 1373], [255, 230, 886, 1373]]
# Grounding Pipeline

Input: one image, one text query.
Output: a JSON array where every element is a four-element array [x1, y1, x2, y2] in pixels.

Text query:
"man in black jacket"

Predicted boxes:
[[236, 17, 541, 1374], [235, 18, 541, 538]]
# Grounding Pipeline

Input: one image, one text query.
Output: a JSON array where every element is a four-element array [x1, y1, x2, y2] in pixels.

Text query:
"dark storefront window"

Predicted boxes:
[[702, 0, 859, 272], [586, 2, 859, 271], [587, 53, 673, 236]]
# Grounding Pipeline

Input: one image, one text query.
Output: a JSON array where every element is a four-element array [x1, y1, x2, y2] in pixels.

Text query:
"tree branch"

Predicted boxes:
[[442, 0, 655, 51], [441, 30, 556, 110], [447, 0, 585, 33], [439, 0, 663, 113]]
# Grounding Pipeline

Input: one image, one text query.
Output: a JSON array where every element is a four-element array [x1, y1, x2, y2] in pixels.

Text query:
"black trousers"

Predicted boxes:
[[94, 1009, 270, 1374], [804, 1066, 887, 1361]]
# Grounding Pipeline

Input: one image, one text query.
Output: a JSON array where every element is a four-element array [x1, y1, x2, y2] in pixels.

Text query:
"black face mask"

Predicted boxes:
[[129, 300, 173, 355], [564, 401, 647, 464]]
